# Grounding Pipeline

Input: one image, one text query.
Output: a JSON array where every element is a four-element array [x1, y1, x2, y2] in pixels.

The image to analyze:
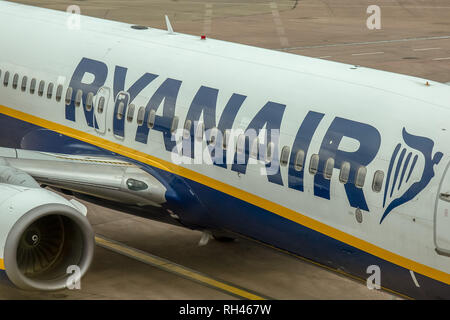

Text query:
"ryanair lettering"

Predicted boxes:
[[65, 57, 395, 212]]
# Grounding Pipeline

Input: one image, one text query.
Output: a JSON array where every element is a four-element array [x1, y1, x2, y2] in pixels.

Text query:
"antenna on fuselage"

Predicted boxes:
[[165, 15, 174, 34]]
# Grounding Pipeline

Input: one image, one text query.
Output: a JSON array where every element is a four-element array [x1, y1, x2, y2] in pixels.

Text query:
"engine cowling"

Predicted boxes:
[[0, 184, 94, 291]]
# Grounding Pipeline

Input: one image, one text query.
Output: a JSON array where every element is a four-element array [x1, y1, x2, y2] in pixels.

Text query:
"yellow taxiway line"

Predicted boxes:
[[95, 235, 269, 300]]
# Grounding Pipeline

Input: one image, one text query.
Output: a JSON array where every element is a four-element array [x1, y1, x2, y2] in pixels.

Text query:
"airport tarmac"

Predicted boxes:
[[1, 0, 449, 300]]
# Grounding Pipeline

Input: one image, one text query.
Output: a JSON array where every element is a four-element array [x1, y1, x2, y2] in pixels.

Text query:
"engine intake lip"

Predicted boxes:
[[4, 203, 94, 291]]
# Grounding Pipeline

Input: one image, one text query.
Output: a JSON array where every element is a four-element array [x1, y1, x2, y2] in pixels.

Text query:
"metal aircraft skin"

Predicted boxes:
[[0, 1, 449, 299]]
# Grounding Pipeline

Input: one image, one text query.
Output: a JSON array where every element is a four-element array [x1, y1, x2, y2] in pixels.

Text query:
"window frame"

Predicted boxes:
[[137, 107, 145, 126], [47, 82, 54, 99], [309, 154, 319, 175], [3, 71, 10, 87], [339, 161, 351, 184], [280, 146, 290, 167], [372, 170, 385, 192], [30, 78, 37, 94], [12, 73, 19, 89], [355, 166, 367, 189], [38, 80, 45, 97], [56, 84, 64, 102], [324, 157, 335, 180], [21, 76, 28, 92], [127, 104, 135, 122]]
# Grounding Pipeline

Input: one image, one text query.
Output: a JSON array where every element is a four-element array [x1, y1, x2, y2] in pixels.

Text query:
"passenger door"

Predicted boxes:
[[435, 162, 450, 256]]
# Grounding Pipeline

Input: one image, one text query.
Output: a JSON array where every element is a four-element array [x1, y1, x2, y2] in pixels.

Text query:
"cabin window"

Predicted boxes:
[[75, 89, 82, 107], [171, 116, 179, 133], [3, 71, 10, 87], [223, 130, 230, 149], [208, 127, 218, 146], [85, 92, 94, 111], [236, 134, 246, 155], [12, 74, 19, 89], [97, 96, 105, 113], [147, 109, 156, 128], [137, 107, 145, 125], [280, 146, 290, 167], [250, 138, 259, 159], [30, 78, 36, 94], [372, 170, 385, 192], [47, 82, 54, 99], [21, 76, 28, 92], [195, 122, 204, 141], [309, 154, 319, 175], [38, 80, 45, 97], [324, 158, 335, 180], [127, 104, 135, 122], [55, 84, 63, 102], [266, 141, 275, 163], [65, 87, 73, 105], [339, 161, 350, 183], [355, 166, 367, 188], [116, 101, 125, 119], [183, 119, 192, 139], [294, 150, 305, 171]]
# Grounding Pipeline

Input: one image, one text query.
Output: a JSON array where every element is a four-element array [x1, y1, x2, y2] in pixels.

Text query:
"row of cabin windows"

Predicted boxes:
[[304, 153, 384, 192], [1, 70, 65, 102], [226, 131, 385, 192], [0, 71, 180, 134], [121, 104, 181, 133], [294, 151, 384, 191], [65, 88, 176, 132], [0, 70, 157, 133], [0, 70, 137, 126], [228, 133, 384, 192], [0, 70, 385, 192]]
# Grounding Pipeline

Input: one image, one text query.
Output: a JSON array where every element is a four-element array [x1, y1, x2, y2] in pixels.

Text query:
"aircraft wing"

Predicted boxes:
[[0, 147, 168, 291], [0, 148, 167, 207]]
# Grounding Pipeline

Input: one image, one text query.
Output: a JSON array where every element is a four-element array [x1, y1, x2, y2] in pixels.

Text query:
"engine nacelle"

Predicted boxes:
[[0, 184, 94, 291]]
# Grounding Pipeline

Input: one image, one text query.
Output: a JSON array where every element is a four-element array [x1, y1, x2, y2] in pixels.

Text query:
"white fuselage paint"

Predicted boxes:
[[0, 1, 449, 293]]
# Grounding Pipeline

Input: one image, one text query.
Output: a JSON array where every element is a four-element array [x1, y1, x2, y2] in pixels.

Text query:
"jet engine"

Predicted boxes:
[[0, 164, 94, 291]]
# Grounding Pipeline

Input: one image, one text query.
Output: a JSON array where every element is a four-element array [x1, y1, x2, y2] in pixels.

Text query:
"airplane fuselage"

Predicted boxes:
[[1, 2, 450, 298]]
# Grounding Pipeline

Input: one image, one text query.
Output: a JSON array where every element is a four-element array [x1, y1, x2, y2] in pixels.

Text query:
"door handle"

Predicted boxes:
[[440, 193, 450, 202]]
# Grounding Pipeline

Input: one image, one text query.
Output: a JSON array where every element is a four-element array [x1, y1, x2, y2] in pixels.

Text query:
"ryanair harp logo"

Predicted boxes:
[[381, 128, 443, 223]]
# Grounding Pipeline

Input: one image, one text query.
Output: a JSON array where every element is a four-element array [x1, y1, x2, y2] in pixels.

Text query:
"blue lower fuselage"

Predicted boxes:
[[0, 113, 448, 299]]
